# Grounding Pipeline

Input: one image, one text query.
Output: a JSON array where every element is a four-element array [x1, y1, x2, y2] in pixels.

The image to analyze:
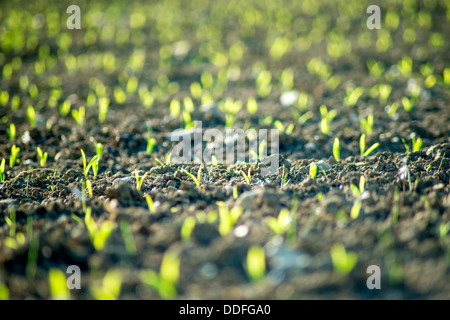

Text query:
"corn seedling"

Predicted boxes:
[[310, 163, 317, 179], [0, 159, 5, 181], [90, 269, 122, 300], [36, 147, 48, 167], [330, 244, 358, 275], [350, 201, 362, 219], [217, 202, 243, 236], [319, 105, 336, 135], [7, 123, 15, 140], [146, 195, 155, 213], [27, 105, 37, 127], [410, 136, 423, 152], [440, 223, 450, 239], [246, 246, 266, 282], [266, 208, 292, 235], [135, 169, 149, 191], [85, 207, 115, 251], [360, 113, 374, 135], [392, 188, 400, 223], [49, 268, 70, 300], [241, 168, 251, 185], [386, 102, 399, 119], [246, 97, 258, 114], [298, 111, 313, 125], [333, 137, 340, 161], [10, 145, 20, 168], [181, 217, 196, 243], [59, 100, 71, 117], [0, 282, 9, 300], [147, 129, 156, 154], [182, 164, 202, 189], [86, 179, 93, 197], [233, 185, 238, 199], [344, 87, 364, 107], [211, 155, 218, 166], [281, 164, 290, 187], [360, 134, 379, 157], [378, 84, 392, 104], [81, 149, 100, 179], [350, 175, 366, 196], [140, 251, 180, 299], [401, 96, 413, 112], [98, 97, 109, 123], [120, 220, 137, 255], [71, 106, 85, 126]]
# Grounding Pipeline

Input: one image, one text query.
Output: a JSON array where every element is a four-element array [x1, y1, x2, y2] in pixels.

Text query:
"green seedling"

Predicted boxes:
[[140, 251, 180, 299], [386, 102, 399, 119], [85, 207, 115, 251], [0, 159, 5, 181], [440, 222, 450, 239], [378, 84, 392, 104], [350, 201, 362, 219], [402, 136, 423, 153], [90, 269, 122, 300], [27, 105, 37, 127], [81, 149, 100, 179], [297, 111, 313, 125], [59, 100, 71, 117], [98, 97, 109, 123], [281, 164, 290, 187], [309, 163, 317, 179], [350, 175, 366, 196], [146, 195, 155, 213], [49, 268, 70, 300], [154, 158, 164, 166], [36, 147, 48, 167], [250, 139, 267, 161], [120, 220, 137, 255], [401, 96, 413, 112], [392, 188, 400, 223], [233, 185, 238, 199], [95, 142, 103, 156], [10, 145, 20, 168], [246, 97, 258, 114], [246, 246, 266, 282], [147, 129, 156, 154], [5, 210, 16, 238], [266, 208, 292, 235], [135, 169, 149, 191], [86, 179, 93, 198], [7, 123, 15, 141], [181, 217, 196, 243], [319, 105, 336, 135], [360, 113, 374, 135], [333, 137, 340, 161], [241, 168, 251, 185], [330, 244, 358, 276], [211, 155, 218, 166], [344, 86, 364, 107], [71, 106, 85, 126], [217, 202, 243, 236], [0, 282, 9, 300], [182, 164, 202, 189], [360, 134, 379, 157]]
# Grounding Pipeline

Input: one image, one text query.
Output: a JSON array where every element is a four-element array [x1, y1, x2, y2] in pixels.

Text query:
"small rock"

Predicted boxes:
[[112, 177, 133, 186], [313, 160, 331, 171]]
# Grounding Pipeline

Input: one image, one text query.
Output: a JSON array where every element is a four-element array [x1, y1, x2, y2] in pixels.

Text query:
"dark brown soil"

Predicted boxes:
[[0, 0, 449, 300]]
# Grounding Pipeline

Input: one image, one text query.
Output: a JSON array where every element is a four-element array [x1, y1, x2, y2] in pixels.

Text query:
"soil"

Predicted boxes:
[[0, 0, 449, 299]]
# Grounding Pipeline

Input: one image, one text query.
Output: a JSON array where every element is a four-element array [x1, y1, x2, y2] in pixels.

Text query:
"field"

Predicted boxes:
[[0, 0, 449, 300]]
